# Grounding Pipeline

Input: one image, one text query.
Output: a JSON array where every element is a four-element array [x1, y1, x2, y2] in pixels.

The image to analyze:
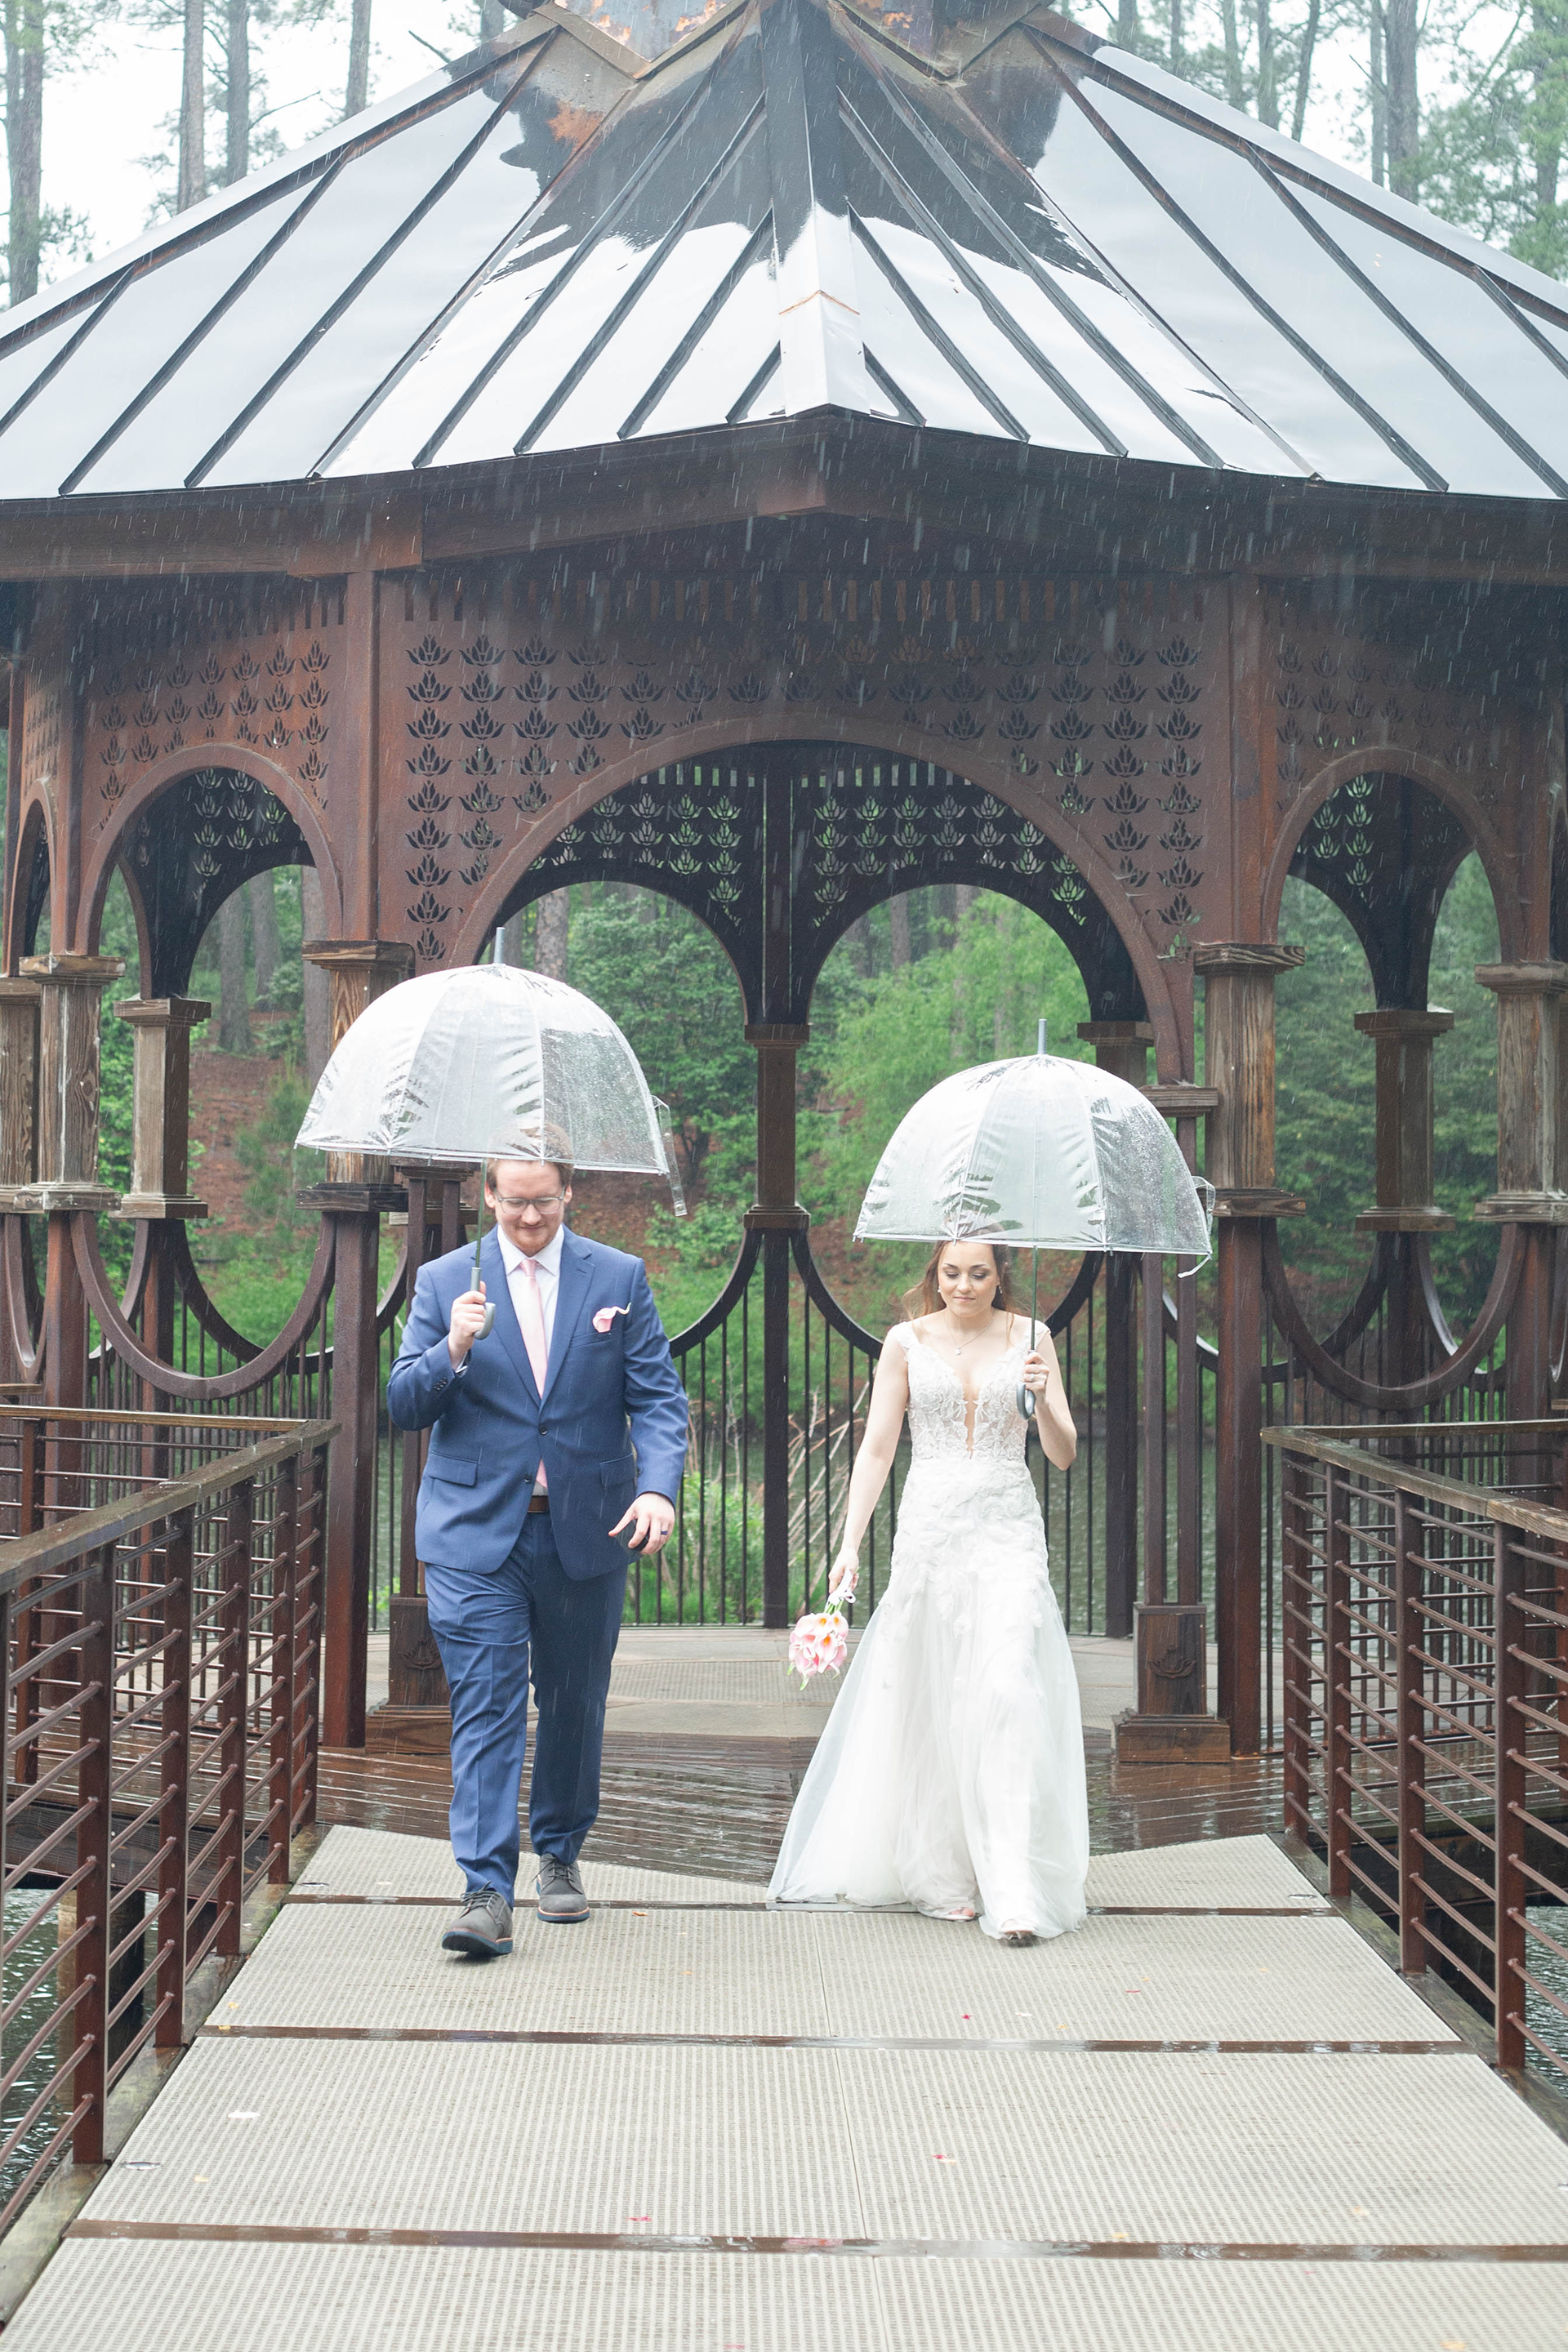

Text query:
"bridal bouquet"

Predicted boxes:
[[788, 1597, 849, 1686]]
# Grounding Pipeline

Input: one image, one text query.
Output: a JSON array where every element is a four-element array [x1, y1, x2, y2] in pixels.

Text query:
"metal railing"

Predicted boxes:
[[1271, 1416, 1568, 2082], [0, 1407, 335, 2226]]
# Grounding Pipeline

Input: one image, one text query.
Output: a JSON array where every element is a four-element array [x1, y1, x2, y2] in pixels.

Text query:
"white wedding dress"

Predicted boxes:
[[768, 1320, 1089, 1940]]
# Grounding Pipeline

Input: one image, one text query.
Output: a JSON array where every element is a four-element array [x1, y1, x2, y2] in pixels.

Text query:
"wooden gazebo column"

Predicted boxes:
[[299, 937, 415, 1749], [0, 975, 41, 1388], [1078, 1020, 1152, 1639], [1474, 962, 1568, 1418], [1352, 1008, 1455, 1384], [1195, 942, 1304, 1757], [114, 995, 212, 1383], [21, 955, 126, 1411]]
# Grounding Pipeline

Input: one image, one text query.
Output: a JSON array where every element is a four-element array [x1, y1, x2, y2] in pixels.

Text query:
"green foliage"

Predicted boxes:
[[804, 893, 1094, 1226], [567, 892, 755, 1198], [1272, 855, 1500, 1330]]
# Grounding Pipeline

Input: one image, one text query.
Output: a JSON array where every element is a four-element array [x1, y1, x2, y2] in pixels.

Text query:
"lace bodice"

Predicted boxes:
[[890, 1319, 1037, 1468]]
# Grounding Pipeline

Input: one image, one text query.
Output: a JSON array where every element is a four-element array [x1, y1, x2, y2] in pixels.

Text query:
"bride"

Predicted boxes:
[[768, 1236, 1089, 1944]]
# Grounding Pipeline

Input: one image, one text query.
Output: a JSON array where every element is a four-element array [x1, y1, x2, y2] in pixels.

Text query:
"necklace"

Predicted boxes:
[[939, 1312, 993, 1358]]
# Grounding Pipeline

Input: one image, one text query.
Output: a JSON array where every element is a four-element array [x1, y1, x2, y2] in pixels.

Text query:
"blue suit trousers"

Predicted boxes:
[[425, 1513, 627, 1901]]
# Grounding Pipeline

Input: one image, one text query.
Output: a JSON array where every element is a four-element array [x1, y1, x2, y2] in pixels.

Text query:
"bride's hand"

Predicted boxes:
[[828, 1551, 859, 1601], [1021, 1349, 1051, 1400]]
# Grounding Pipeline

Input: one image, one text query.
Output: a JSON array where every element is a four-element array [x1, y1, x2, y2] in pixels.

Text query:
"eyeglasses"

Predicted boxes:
[[492, 1192, 567, 1213]]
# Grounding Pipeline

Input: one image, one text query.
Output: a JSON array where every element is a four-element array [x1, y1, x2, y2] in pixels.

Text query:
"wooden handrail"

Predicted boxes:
[[1263, 1421, 1568, 1539], [0, 1421, 338, 1590]]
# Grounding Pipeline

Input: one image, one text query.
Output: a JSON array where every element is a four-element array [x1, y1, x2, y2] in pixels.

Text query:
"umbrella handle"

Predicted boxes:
[[476, 1301, 496, 1341], [1017, 1382, 1032, 1422]]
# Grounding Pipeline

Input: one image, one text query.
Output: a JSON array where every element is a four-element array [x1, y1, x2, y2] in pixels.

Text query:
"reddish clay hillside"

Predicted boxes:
[[187, 1018, 295, 1235]]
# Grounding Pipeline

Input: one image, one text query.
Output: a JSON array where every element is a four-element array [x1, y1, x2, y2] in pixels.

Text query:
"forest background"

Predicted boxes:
[[5, 0, 1568, 308]]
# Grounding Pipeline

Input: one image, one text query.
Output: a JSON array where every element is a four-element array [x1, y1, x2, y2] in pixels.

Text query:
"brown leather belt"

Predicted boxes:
[[527, 1493, 550, 1513]]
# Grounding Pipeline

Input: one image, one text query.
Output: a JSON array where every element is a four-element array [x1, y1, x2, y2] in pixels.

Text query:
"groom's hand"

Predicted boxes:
[[612, 1492, 675, 1553], [448, 1283, 488, 1367]]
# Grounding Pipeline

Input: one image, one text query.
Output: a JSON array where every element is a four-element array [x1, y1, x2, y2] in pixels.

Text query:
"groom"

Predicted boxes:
[[387, 1150, 688, 1959]]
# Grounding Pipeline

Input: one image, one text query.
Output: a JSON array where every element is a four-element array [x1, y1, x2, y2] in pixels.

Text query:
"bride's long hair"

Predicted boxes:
[[902, 1239, 1021, 1321]]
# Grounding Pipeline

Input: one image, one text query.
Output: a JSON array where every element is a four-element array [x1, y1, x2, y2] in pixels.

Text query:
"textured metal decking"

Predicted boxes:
[[8, 1830, 1567, 2350]]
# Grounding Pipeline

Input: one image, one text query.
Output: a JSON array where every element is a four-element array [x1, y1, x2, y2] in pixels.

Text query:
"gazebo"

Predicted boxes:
[[2, 0, 1565, 1762]]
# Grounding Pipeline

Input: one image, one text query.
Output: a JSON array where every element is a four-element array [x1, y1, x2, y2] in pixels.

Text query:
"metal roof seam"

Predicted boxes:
[[56, 163, 350, 499], [412, 14, 743, 470], [726, 343, 782, 422], [841, 43, 1237, 471], [862, 346, 924, 424], [1032, 39, 1447, 494], [837, 89, 1129, 461], [182, 50, 550, 492], [848, 205, 1029, 441], [0, 25, 555, 358], [514, 91, 768, 454], [0, 267, 134, 454], [617, 212, 777, 442], [1250, 154, 1568, 503]]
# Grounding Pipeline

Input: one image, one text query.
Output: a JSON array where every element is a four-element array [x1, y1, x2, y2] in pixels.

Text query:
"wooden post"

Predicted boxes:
[[751, 759, 805, 1632], [1195, 942, 1305, 1759], [297, 938, 412, 1748], [0, 976, 41, 1198], [1353, 1008, 1455, 1386], [1474, 961, 1568, 1420], [1078, 1023, 1152, 1641], [112, 996, 211, 1219]]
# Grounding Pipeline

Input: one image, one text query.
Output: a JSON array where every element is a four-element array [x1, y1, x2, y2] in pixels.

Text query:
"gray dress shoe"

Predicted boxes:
[[535, 1855, 589, 1922], [441, 1888, 514, 1958]]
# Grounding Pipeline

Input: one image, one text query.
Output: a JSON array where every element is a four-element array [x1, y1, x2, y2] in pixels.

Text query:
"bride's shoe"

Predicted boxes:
[[1001, 1926, 1038, 1947]]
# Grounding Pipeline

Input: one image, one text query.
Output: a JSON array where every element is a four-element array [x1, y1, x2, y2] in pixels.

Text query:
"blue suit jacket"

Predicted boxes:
[[385, 1227, 688, 1581]]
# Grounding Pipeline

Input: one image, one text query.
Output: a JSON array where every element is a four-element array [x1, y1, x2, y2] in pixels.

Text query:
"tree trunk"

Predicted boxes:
[[889, 895, 912, 970], [480, 0, 506, 33], [225, 0, 248, 185], [179, 0, 206, 212], [845, 914, 871, 977], [1531, 3, 1563, 231], [248, 871, 280, 1006], [1291, 0, 1320, 140], [533, 889, 569, 981], [1219, 0, 1245, 109], [345, 0, 372, 116], [1384, 0, 1419, 198], [1116, 0, 1139, 46], [218, 891, 252, 1054], [1168, 0, 1183, 74], [6, 1, 44, 306], [301, 864, 330, 1089], [501, 909, 525, 963], [1254, 0, 1277, 126], [1370, 0, 1387, 186]]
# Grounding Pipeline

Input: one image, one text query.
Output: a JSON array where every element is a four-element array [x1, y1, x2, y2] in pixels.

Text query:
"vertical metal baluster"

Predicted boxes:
[[216, 1481, 253, 1960], [1494, 1522, 1526, 2072], [1394, 1488, 1426, 1976], [72, 1540, 116, 2166], [158, 1506, 193, 2045], [720, 1312, 730, 1626], [269, 1458, 299, 1887], [742, 1277, 751, 1624]]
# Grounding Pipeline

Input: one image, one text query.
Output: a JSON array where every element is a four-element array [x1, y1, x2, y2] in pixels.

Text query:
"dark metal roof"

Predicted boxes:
[[4, 0, 1568, 501]]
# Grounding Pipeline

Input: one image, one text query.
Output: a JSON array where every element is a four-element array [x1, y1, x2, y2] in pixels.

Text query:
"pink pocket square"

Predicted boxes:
[[592, 1304, 630, 1334]]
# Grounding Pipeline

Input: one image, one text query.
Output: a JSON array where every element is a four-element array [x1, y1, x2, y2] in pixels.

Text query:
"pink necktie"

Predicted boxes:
[[516, 1254, 549, 1491]]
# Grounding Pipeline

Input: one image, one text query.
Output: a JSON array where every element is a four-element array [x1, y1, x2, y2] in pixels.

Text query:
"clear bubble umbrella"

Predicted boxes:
[[296, 962, 684, 1339], [854, 1049, 1211, 1412]]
